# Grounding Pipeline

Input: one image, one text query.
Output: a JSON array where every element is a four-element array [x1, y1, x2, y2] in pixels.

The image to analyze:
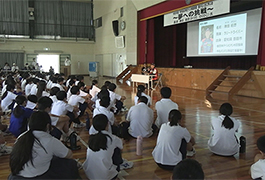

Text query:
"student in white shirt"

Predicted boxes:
[[1, 84, 17, 112], [89, 96, 114, 135], [29, 78, 39, 95], [51, 91, 81, 128], [251, 135, 265, 180], [134, 85, 152, 106], [26, 95, 37, 110], [78, 81, 94, 112], [83, 114, 133, 180], [49, 87, 60, 103], [66, 79, 76, 101], [208, 103, 240, 156], [25, 78, 34, 96], [9, 111, 80, 179], [21, 73, 30, 92], [89, 80, 101, 99], [155, 87, 178, 128], [108, 83, 127, 114], [172, 159, 204, 180], [55, 77, 66, 91], [152, 110, 195, 171], [127, 96, 154, 138], [36, 80, 49, 99]]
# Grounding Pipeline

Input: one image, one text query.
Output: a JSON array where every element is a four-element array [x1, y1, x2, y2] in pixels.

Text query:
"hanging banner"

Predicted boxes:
[[164, 0, 230, 27]]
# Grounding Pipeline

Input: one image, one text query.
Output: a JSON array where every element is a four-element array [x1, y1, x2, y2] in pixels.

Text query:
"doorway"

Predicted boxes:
[[37, 54, 60, 73]]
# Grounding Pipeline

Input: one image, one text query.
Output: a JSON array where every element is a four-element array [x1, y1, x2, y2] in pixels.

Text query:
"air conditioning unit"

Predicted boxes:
[[115, 36, 125, 48]]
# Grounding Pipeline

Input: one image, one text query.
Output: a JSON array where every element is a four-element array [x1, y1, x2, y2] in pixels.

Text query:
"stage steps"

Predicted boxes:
[[206, 66, 265, 99], [116, 64, 138, 83]]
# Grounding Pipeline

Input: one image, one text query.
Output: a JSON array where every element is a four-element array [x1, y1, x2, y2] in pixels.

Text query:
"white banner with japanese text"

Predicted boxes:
[[164, 0, 230, 27]]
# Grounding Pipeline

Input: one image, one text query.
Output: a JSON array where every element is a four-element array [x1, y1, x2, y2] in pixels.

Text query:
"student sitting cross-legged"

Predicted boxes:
[[126, 96, 154, 138], [152, 110, 196, 171], [8, 111, 80, 180], [251, 135, 265, 180], [83, 114, 133, 180]]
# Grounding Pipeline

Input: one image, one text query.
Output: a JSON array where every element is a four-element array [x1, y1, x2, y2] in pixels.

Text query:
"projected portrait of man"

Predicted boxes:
[[201, 27, 213, 53]]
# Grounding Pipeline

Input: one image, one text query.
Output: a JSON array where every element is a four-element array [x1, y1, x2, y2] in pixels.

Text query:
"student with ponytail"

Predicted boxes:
[[134, 85, 152, 106], [208, 103, 240, 156], [9, 95, 33, 137], [1, 84, 17, 112], [8, 111, 79, 179], [83, 114, 133, 179]]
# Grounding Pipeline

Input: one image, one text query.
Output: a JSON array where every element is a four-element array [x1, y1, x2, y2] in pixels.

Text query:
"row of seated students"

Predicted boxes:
[[0, 70, 264, 179]]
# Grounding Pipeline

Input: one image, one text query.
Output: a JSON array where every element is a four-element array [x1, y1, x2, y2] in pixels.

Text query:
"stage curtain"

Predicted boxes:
[[257, 0, 265, 70], [138, 20, 147, 64], [146, 19, 155, 64]]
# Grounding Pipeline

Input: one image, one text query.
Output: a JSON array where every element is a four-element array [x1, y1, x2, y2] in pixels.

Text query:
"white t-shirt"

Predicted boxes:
[[89, 106, 114, 135], [1, 84, 7, 96], [68, 94, 85, 107], [83, 131, 122, 180], [46, 80, 53, 90], [208, 115, 240, 156], [29, 84, 38, 95], [49, 95, 58, 103], [18, 131, 69, 178], [155, 98, 179, 128], [152, 122, 191, 165], [26, 101, 36, 110], [66, 87, 72, 101], [51, 100, 74, 116], [54, 83, 64, 91], [21, 79, 27, 92], [25, 84, 34, 96], [127, 102, 153, 138], [251, 159, 265, 180], [134, 92, 152, 106], [89, 86, 101, 99], [1, 91, 17, 111], [42, 91, 50, 97], [109, 90, 121, 112]]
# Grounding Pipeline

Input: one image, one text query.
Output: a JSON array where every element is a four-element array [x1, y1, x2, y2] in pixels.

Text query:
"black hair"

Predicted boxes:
[[104, 81, 111, 88], [220, 103, 234, 130], [27, 95, 38, 104], [77, 82, 85, 89], [10, 111, 51, 175], [52, 77, 58, 83], [26, 78, 33, 85], [50, 87, 60, 96], [168, 109, 182, 126], [160, 87, 172, 98], [257, 135, 265, 153], [100, 96, 110, 108], [138, 96, 148, 104], [88, 114, 112, 152], [172, 159, 204, 180], [58, 77, 64, 83], [97, 89, 109, 99], [70, 86, 80, 95], [37, 96, 53, 111], [108, 83, 116, 92], [13, 95, 27, 118], [137, 85, 145, 98], [101, 85, 107, 91], [36, 80, 47, 99], [32, 78, 39, 84], [68, 79, 75, 87], [2, 84, 15, 100], [22, 72, 30, 79], [90, 80, 98, 89], [76, 75, 84, 81], [56, 91, 67, 100]]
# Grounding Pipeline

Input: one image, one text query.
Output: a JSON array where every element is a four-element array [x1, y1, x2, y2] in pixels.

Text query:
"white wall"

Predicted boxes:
[[130, 0, 166, 11]]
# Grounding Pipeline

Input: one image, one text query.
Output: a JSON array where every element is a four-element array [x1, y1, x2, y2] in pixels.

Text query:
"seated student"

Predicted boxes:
[[55, 77, 66, 91], [68, 86, 87, 128], [155, 87, 178, 128], [108, 83, 127, 114], [78, 81, 94, 111], [1, 84, 17, 112], [25, 78, 33, 96], [134, 85, 152, 106], [95, 89, 110, 109], [75, 75, 85, 86], [8, 111, 80, 180], [51, 91, 81, 128], [208, 103, 240, 156], [29, 78, 39, 95], [36, 80, 49, 99], [9, 96, 34, 137], [83, 114, 133, 180], [152, 110, 196, 171], [251, 135, 265, 180], [66, 79, 76, 101], [25, 95, 37, 110], [126, 96, 154, 138], [66, 75, 76, 88], [49, 87, 60, 103], [89, 96, 114, 135], [89, 80, 101, 99], [172, 159, 204, 180]]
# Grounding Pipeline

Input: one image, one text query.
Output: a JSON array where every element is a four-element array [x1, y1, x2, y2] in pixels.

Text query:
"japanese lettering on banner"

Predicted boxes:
[[164, 0, 230, 27]]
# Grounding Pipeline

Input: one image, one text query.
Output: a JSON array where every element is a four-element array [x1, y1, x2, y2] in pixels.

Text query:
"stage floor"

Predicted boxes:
[[1, 77, 264, 179]]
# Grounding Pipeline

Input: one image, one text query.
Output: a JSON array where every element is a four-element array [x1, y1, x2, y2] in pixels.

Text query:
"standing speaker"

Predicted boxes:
[[112, 20, 119, 36]]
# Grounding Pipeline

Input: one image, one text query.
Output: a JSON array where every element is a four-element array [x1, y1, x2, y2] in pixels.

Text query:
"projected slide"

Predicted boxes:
[[198, 14, 247, 55]]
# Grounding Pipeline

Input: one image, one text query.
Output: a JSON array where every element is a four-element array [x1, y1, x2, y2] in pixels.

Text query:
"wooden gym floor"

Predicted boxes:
[[0, 77, 264, 179]]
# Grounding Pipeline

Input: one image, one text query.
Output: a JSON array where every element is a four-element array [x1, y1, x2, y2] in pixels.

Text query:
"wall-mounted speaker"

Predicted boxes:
[[112, 20, 119, 36]]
